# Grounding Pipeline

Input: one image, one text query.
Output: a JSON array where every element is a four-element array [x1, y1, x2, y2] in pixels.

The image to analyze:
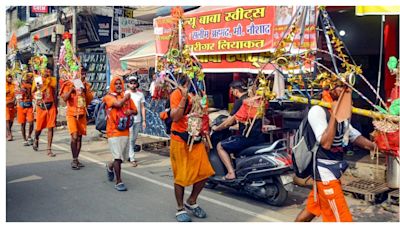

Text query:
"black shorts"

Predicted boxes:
[[220, 135, 264, 155]]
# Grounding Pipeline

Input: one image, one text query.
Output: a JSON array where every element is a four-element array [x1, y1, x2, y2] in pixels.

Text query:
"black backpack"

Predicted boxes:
[[292, 107, 330, 179], [95, 101, 108, 132], [163, 90, 189, 135]]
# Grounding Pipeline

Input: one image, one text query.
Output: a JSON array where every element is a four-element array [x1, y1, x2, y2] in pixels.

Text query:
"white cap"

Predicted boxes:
[[128, 75, 138, 81]]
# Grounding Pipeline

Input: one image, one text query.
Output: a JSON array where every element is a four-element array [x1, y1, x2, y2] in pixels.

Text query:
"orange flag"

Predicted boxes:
[[8, 32, 17, 50]]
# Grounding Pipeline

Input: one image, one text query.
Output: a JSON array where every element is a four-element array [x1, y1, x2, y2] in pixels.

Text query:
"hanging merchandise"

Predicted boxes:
[[7, 32, 24, 89], [156, 6, 211, 151], [372, 56, 400, 156], [264, 7, 399, 158]]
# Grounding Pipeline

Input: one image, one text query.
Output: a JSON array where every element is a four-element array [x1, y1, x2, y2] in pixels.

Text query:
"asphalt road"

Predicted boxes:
[[6, 125, 399, 222]]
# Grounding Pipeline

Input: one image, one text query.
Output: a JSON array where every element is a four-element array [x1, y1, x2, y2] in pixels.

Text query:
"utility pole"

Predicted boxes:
[[72, 6, 77, 52], [53, 7, 65, 108]]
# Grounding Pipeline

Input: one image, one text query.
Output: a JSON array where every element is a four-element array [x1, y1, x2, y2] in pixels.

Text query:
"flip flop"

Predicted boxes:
[[32, 139, 39, 151], [47, 149, 56, 157]]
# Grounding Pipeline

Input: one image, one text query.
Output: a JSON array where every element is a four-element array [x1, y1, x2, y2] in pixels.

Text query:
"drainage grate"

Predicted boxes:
[[342, 179, 390, 203], [142, 141, 169, 151]]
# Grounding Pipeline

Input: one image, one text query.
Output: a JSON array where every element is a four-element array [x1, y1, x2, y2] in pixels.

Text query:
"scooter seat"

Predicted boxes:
[[237, 139, 286, 157], [237, 143, 272, 157]]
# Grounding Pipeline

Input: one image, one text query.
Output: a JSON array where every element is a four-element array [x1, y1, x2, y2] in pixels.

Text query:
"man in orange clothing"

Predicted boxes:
[[16, 72, 35, 146], [60, 68, 93, 170], [32, 69, 57, 157], [104, 76, 137, 191], [295, 84, 376, 222], [169, 75, 214, 222], [6, 71, 16, 141]]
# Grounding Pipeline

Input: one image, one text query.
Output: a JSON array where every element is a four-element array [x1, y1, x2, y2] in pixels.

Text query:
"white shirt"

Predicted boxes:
[[308, 105, 361, 145], [125, 90, 145, 123], [307, 105, 361, 181], [149, 81, 156, 97]]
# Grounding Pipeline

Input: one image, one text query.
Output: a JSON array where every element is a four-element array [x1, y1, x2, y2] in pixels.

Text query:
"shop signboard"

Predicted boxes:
[[113, 6, 124, 41], [29, 6, 56, 17], [31, 6, 48, 13], [154, 6, 318, 72], [118, 17, 153, 39], [77, 15, 112, 47]]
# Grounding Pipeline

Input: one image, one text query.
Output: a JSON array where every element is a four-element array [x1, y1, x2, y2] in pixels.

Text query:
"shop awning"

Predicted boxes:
[[30, 24, 56, 39], [120, 40, 156, 71], [101, 29, 155, 75]]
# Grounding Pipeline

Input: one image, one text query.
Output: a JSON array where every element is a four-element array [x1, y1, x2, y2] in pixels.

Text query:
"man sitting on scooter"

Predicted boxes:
[[212, 81, 265, 180]]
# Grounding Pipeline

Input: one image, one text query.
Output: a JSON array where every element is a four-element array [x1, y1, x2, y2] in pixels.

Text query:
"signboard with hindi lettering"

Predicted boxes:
[[154, 6, 318, 56], [154, 6, 318, 73]]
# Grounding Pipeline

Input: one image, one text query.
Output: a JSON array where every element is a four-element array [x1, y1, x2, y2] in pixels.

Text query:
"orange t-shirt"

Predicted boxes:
[[103, 93, 137, 138], [19, 82, 33, 103], [170, 89, 192, 142], [61, 81, 94, 117], [6, 82, 15, 106]]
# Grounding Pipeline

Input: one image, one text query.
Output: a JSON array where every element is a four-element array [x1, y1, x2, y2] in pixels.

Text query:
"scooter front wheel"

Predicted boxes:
[[264, 179, 288, 206]]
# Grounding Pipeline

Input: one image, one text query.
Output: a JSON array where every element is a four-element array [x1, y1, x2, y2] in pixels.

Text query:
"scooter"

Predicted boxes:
[[206, 114, 294, 206]]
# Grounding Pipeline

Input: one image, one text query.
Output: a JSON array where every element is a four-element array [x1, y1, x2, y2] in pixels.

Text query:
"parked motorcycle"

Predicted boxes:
[[206, 114, 294, 206], [87, 97, 102, 124]]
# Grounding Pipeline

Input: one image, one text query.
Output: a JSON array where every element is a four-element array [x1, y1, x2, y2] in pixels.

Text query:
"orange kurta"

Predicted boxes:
[[306, 180, 352, 222], [6, 82, 16, 121], [169, 89, 214, 186], [33, 76, 57, 131], [104, 77, 137, 138], [17, 82, 34, 124], [60, 80, 94, 135], [170, 89, 191, 142]]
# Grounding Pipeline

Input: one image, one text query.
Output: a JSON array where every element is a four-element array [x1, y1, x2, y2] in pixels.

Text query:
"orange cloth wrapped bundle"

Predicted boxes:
[[373, 130, 399, 156], [235, 96, 269, 123]]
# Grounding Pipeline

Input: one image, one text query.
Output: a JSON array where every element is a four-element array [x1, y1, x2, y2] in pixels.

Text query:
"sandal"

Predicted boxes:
[[7, 135, 13, 141], [114, 182, 127, 191], [176, 210, 192, 222], [77, 160, 85, 168], [32, 139, 39, 151], [47, 149, 56, 157], [130, 161, 138, 167], [106, 164, 114, 181], [184, 202, 207, 218], [71, 160, 80, 170]]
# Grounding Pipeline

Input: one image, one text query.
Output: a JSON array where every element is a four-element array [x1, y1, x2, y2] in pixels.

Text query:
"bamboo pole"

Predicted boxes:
[[289, 95, 400, 122]]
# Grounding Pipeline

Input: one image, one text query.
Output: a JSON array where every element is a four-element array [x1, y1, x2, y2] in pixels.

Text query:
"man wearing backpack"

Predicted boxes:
[[104, 76, 137, 191], [60, 68, 93, 170], [295, 84, 376, 222]]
